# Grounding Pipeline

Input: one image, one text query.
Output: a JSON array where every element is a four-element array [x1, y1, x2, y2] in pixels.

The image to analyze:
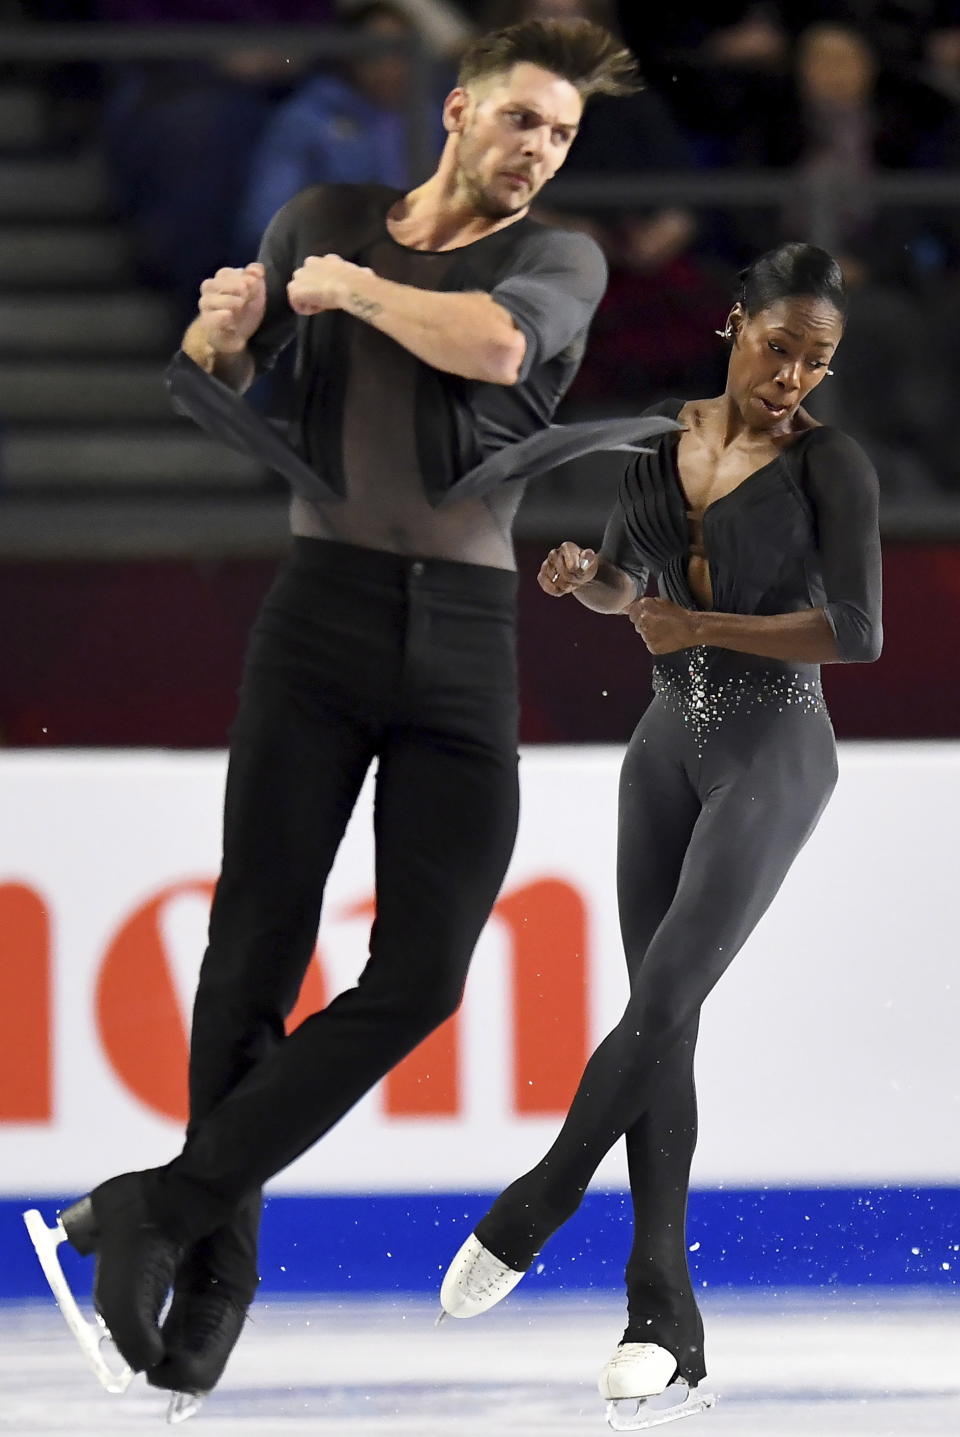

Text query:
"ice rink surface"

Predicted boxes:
[[1, 1290, 958, 1437]]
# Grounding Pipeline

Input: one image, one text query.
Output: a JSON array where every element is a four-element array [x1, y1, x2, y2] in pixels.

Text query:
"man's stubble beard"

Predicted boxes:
[[455, 128, 530, 221]]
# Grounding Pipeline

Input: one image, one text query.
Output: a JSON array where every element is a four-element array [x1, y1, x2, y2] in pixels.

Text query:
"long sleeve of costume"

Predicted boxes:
[[803, 430, 883, 663], [599, 506, 650, 596]]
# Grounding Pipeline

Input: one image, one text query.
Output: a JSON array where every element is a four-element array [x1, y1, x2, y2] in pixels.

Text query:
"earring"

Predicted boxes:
[[826, 368, 834, 376], [714, 324, 732, 340]]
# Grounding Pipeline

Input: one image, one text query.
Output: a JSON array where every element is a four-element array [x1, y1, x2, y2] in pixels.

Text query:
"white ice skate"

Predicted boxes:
[[438, 1233, 526, 1320], [599, 1343, 718, 1431], [22, 1207, 134, 1395], [166, 1392, 204, 1425]]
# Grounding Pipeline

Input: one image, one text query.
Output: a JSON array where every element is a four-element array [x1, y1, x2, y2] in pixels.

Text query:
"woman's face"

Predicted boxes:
[[726, 296, 843, 430]]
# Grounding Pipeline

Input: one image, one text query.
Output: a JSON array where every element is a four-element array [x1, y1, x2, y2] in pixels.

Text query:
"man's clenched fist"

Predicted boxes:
[[197, 263, 267, 354]]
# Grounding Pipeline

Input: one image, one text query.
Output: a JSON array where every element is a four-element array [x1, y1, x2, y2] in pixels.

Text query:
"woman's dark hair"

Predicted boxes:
[[458, 18, 638, 100], [738, 243, 847, 322]]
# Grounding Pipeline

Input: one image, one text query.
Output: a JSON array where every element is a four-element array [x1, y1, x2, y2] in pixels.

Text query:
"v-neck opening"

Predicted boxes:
[[669, 431, 791, 523], [668, 404, 820, 522], [662, 408, 812, 615]]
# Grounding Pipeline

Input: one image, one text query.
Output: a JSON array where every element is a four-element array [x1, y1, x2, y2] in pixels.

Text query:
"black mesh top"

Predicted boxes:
[[601, 398, 883, 665], [247, 185, 608, 567]]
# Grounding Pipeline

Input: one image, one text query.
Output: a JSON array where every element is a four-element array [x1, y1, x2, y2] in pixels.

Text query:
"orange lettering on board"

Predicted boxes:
[[0, 883, 52, 1121], [340, 895, 461, 1119], [496, 879, 589, 1114], [351, 880, 590, 1119], [98, 882, 328, 1123], [96, 881, 211, 1123]]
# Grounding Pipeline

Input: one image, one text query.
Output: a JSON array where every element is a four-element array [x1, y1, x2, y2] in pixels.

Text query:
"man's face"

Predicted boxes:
[[448, 63, 583, 219]]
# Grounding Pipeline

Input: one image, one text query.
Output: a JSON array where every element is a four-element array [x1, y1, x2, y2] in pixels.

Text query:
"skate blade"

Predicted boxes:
[[434, 1307, 448, 1328], [606, 1382, 718, 1431], [22, 1207, 134, 1395], [167, 1391, 204, 1425]]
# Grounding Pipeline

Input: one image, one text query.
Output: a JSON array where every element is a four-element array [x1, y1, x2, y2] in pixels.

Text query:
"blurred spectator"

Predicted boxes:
[[723, 22, 955, 497], [927, 4, 960, 103], [345, 0, 474, 60], [237, 1, 445, 257], [475, 0, 727, 407], [730, 24, 952, 280], [602, 2, 791, 163], [97, 5, 337, 317], [96, 1, 331, 16], [813, 258, 950, 499], [95, 0, 469, 53]]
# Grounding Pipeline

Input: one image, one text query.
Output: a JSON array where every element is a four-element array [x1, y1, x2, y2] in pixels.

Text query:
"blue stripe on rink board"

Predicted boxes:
[[1, 1188, 958, 1300]]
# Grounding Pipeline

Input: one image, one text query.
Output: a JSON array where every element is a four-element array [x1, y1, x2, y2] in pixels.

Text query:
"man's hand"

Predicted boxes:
[[626, 597, 698, 653], [197, 263, 267, 354], [288, 254, 373, 316], [537, 542, 599, 596]]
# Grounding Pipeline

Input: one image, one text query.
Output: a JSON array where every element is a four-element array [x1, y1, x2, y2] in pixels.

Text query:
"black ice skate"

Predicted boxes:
[[23, 1171, 184, 1386], [148, 1284, 250, 1425]]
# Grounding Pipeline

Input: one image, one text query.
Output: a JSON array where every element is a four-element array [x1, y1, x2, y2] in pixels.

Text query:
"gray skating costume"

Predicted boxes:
[[476, 397, 882, 1384]]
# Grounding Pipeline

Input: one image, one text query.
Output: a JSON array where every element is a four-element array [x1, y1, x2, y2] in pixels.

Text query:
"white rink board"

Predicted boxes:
[[0, 743, 956, 1195]]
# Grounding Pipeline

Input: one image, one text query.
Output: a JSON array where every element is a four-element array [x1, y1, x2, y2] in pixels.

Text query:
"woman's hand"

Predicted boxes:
[[537, 542, 599, 596], [626, 597, 699, 653]]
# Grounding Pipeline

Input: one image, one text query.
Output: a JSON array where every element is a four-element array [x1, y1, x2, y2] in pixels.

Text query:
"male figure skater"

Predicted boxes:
[[26, 15, 680, 1413]]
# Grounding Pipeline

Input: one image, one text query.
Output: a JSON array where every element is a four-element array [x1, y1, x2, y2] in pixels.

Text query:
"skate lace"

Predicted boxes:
[[143, 1237, 185, 1324], [166, 1292, 247, 1351], [611, 1344, 663, 1365], [457, 1242, 520, 1299]]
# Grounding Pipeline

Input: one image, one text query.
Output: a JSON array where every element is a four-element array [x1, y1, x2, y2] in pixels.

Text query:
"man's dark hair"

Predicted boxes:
[[458, 18, 638, 100], [739, 243, 848, 322]]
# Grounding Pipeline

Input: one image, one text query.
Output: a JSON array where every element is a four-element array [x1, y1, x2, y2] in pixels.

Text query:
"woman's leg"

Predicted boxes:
[[476, 707, 838, 1271], [617, 718, 706, 1381], [622, 1013, 704, 1382]]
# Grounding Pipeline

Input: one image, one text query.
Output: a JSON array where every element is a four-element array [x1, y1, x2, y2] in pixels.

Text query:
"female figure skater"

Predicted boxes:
[[439, 242, 882, 1428]]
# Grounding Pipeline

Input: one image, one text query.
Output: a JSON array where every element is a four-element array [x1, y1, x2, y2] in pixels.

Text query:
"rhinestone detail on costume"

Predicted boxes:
[[652, 647, 826, 754]]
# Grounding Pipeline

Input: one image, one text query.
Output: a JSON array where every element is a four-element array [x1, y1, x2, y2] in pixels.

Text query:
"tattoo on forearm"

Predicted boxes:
[[348, 292, 383, 321]]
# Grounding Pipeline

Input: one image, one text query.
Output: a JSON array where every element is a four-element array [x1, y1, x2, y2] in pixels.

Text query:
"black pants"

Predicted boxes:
[[476, 649, 839, 1385], [150, 539, 520, 1261]]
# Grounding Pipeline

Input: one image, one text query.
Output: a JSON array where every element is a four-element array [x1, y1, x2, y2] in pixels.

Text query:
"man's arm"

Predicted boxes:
[[181, 317, 257, 393], [287, 255, 526, 385], [179, 262, 268, 393], [344, 272, 527, 385], [287, 229, 608, 387]]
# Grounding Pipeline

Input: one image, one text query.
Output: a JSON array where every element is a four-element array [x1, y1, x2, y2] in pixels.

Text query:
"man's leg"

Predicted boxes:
[[75, 549, 519, 1375], [147, 714, 520, 1237], [148, 658, 380, 1392]]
